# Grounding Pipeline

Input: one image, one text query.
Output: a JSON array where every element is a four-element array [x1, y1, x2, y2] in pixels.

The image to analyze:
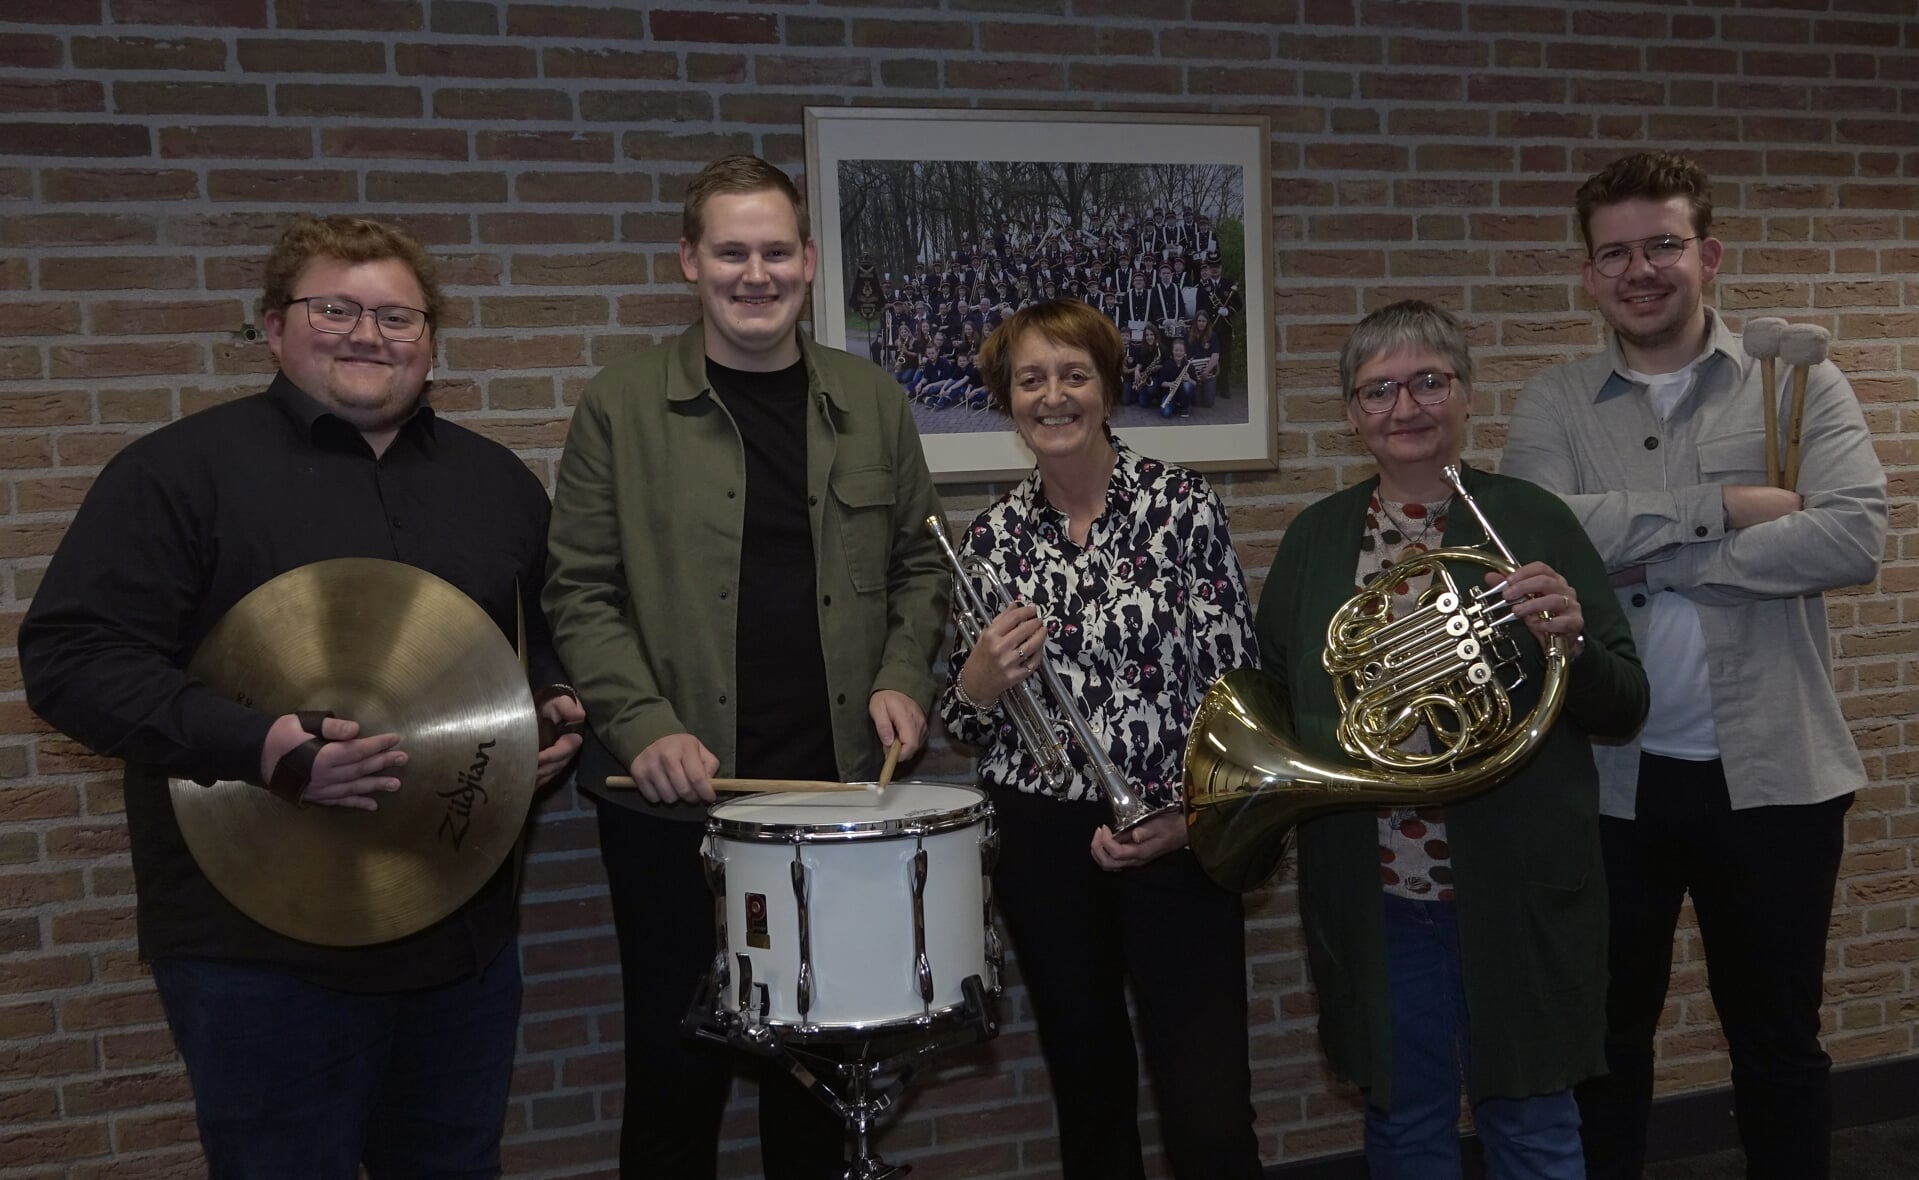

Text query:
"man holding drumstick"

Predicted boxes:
[[542, 155, 948, 1179], [1503, 150, 1886, 1180]]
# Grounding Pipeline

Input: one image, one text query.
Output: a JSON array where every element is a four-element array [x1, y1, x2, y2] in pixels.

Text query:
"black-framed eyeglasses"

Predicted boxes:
[[1589, 234, 1696, 278], [287, 295, 429, 342], [1351, 370, 1456, 414]]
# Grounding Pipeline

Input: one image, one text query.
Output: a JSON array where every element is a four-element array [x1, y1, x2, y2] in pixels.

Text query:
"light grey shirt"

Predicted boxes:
[[1503, 309, 1886, 817]]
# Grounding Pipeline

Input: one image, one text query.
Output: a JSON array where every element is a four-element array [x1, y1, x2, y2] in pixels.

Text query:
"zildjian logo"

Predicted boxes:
[[438, 739, 494, 850]]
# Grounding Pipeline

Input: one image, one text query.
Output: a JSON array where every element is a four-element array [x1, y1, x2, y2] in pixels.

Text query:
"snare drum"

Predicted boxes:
[[701, 782, 999, 1039]]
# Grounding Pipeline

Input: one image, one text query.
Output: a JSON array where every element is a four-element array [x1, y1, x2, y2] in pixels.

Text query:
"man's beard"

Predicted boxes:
[[1606, 284, 1700, 355]]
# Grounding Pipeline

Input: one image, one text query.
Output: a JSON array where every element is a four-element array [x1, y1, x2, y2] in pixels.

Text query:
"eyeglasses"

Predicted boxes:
[[1589, 234, 1697, 278], [288, 295, 429, 342], [1351, 370, 1456, 414]]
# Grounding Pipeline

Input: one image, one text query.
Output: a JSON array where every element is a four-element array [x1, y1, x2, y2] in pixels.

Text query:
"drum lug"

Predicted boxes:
[[732, 952, 770, 1035], [962, 973, 999, 1039], [790, 851, 812, 1021], [911, 842, 933, 1013], [703, 842, 729, 996], [980, 824, 1003, 993]]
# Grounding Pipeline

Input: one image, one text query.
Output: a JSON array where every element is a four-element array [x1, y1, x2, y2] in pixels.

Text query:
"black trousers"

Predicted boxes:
[[990, 787, 1263, 1180], [596, 801, 845, 1180], [1577, 755, 1851, 1180]]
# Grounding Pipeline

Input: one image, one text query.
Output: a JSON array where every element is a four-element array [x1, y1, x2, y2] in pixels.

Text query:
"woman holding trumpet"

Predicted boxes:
[[1255, 302, 1648, 1177], [936, 299, 1262, 1180]]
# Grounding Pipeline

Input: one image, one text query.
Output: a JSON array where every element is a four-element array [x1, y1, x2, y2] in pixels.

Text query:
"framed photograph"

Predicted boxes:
[[805, 107, 1275, 483]]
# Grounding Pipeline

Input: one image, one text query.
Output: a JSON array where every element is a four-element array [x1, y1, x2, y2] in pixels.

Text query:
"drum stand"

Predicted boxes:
[[687, 972, 999, 1180]]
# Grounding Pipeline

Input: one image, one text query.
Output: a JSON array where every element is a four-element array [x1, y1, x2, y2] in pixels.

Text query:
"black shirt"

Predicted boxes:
[[706, 359, 837, 782], [18, 374, 561, 991]]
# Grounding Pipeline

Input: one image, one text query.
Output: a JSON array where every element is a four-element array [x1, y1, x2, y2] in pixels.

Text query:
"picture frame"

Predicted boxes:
[[805, 107, 1275, 484]]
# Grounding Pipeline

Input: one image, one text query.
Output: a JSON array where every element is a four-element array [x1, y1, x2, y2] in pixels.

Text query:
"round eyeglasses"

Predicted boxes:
[[289, 296, 429, 342], [1351, 370, 1456, 414], [1589, 234, 1696, 279]]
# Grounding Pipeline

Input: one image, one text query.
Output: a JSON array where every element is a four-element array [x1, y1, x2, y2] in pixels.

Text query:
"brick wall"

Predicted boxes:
[[2, 1, 1915, 1175]]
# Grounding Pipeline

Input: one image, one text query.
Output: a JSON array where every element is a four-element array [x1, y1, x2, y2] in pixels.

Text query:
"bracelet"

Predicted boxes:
[[533, 683, 580, 709], [952, 671, 996, 715], [533, 683, 585, 750], [265, 710, 334, 807]]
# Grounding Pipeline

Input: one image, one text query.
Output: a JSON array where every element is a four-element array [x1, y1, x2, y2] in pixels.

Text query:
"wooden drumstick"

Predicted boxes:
[[1777, 323, 1831, 493], [603, 776, 873, 794], [1742, 317, 1788, 487], [876, 738, 902, 803]]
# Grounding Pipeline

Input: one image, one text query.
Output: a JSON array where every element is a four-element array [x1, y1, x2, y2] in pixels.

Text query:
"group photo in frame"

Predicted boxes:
[[805, 108, 1276, 483]]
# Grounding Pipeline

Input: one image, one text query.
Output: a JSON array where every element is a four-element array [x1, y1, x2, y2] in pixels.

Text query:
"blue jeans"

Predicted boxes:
[[1365, 894, 1584, 1180], [151, 943, 521, 1180]]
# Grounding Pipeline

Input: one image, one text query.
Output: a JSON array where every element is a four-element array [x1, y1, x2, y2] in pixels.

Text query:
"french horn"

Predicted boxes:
[[1183, 465, 1571, 891]]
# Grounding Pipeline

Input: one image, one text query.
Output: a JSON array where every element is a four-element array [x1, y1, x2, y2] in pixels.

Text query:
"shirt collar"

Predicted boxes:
[[265, 370, 437, 450], [1595, 306, 1734, 403], [1013, 437, 1139, 531], [670, 320, 851, 414]]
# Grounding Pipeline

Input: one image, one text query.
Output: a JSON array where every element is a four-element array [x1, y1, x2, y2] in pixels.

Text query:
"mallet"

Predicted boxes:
[[1777, 322, 1832, 493], [1743, 316, 1788, 488]]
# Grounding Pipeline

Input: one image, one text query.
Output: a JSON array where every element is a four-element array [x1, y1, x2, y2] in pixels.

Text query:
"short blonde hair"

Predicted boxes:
[[683, 154, 808, 246]]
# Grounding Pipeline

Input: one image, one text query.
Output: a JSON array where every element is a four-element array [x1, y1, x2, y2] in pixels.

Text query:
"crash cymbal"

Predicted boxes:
[[170, 558, 539, 947]]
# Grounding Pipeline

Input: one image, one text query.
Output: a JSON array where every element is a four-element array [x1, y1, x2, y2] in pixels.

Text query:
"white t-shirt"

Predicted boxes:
[[1621, 362, 1719, 761]]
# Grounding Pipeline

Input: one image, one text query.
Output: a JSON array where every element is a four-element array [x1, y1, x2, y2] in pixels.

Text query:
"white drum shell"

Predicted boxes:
[[706, 783, 991, 1033]]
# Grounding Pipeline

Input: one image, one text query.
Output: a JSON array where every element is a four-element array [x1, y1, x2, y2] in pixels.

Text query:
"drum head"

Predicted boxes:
[[708, 781, 989, 842]]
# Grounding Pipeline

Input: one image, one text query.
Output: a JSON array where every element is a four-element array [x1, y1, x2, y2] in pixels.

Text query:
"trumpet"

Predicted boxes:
[[926, 515, 1174, 834]]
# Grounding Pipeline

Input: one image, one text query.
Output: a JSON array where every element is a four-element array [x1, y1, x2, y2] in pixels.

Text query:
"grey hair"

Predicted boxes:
[[1337, 300, 1474, 397]]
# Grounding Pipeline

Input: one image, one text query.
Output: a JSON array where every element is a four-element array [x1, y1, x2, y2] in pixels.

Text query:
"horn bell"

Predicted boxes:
[[1184, 584, 1570, 892]]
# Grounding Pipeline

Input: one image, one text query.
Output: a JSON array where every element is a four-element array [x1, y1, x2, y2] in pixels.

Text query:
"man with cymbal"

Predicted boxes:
[[542, 154, 948, 1179], [20, 215, 586, 1177], [1503, 151, 1887, 1180]]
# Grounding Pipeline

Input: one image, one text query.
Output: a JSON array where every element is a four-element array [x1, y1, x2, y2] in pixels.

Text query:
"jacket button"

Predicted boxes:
[[1643, 437, 1659, 450], [822, 595, 832, 606], [719, 694, 727, 705], [1695, 525, 1708, 537], [727, 488, 736, 498], [809, 495, 819, 506], [1631, 593, 1647, 607], [837, 693, 847, 705], [719, 589, 729, 600]]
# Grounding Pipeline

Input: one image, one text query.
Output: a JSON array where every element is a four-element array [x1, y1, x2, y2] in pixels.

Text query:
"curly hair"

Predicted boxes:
[[261, 215, 442, 327], [1574, 151, 1713, 253]]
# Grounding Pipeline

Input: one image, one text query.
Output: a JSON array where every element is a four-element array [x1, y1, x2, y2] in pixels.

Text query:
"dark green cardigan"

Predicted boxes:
[[1251, 464, 1648, 1109]]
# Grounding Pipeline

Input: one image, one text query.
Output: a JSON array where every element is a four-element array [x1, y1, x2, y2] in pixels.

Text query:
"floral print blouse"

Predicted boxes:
[[938, 440, 1258, 809]]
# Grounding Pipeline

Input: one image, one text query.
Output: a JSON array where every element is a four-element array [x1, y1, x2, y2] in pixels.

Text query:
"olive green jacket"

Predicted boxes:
[[1253, 464, 1648, 1108], [543, 322, 949, 816]]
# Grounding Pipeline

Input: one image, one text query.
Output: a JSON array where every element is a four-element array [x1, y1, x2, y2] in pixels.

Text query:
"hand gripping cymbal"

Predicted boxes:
[[170, 558, 539, 946]]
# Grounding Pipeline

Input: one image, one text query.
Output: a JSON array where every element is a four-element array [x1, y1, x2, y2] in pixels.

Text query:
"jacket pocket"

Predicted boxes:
[[1696, 427, 1767, 483], [831, 465, 897, 594], [1521, 871, 1604, 1003]]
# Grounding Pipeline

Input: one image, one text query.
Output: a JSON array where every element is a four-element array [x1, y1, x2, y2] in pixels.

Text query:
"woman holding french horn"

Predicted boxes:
[[935, 299, 1263, 1180], [1253, 301, 1648, 1177]]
